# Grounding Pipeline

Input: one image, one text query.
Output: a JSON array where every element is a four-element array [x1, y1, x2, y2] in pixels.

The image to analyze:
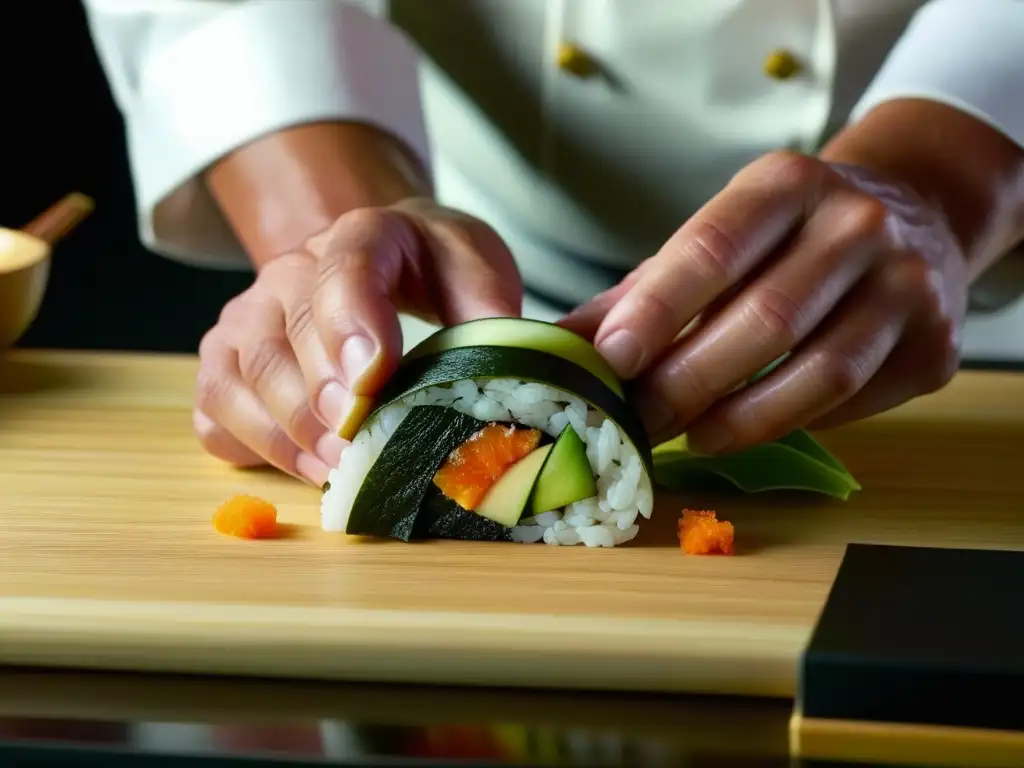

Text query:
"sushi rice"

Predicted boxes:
[[321, 378, 655, 547]]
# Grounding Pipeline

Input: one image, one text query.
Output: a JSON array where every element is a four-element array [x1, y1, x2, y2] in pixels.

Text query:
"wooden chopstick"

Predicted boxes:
[[22, 192, 95, 246]]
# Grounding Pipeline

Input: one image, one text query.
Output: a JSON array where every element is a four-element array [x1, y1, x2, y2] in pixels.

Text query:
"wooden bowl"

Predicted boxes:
[[0, 228, 51, 349], [0, 193, 94, 350]]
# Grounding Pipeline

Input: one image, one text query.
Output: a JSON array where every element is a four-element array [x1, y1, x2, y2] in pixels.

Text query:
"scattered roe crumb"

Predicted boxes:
[[678, 509, 734, 555], [213, 495, 278, 539]]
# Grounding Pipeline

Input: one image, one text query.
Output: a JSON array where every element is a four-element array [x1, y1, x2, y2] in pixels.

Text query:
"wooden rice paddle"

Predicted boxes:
[[22, 192, 95, 245]]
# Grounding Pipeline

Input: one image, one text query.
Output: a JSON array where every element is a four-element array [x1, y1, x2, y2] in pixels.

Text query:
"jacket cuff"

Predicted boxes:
[[851, 0, 1024, 148], [128, 0, 430, 268]]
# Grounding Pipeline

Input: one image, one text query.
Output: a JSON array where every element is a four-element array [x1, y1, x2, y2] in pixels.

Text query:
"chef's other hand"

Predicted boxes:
[[563, 151, 967, 454], [193, 199, 523, 486]]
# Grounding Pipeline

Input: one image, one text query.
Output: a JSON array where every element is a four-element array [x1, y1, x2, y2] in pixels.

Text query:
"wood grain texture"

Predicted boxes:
[[791, 714, 1024, 767], [1, 350, 1022, 697]]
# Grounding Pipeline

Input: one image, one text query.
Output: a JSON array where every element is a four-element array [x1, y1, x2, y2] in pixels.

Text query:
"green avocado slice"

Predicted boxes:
[[531, 425, 597, 515]]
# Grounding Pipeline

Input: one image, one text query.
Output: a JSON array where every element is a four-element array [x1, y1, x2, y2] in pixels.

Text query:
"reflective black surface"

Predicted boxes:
[[0, 669, 792, 766]]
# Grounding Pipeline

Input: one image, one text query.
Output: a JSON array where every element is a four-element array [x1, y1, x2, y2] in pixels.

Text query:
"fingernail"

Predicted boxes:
[[295, 452, 331, 487], [687, 423, 734, 456], [638, 398, 674, 436], [340, 334, 377, 390], [317, 381, 348, 430], [597, 328, 644, 379], [315, 432, 347, 468]]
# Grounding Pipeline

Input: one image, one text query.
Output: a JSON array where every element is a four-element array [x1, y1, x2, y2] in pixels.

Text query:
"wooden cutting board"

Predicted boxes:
[[1, 350, 1022, 698]]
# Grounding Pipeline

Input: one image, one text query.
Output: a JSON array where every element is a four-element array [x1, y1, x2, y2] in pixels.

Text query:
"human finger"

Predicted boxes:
[[311, 208, 412, 399], [401, 204, 524, 325], [259, 254, 352, 447], [806, 289, 961, 430], [681, 268, 912, 454], [591, 152, 833, 379], [191, 409, 264, 468], [639, 188, 888, 435], [195, 334, 331, 486], [558, 273, 642, 341], [233, 291, 343, 471]]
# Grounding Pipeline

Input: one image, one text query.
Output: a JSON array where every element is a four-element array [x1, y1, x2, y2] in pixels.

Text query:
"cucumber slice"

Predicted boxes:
[[476, 444, 553, 527], [531, 426, 597, 515], [346, 406, 484, 540], [372, 345, 652, 473], [404, 318, 625, 399]]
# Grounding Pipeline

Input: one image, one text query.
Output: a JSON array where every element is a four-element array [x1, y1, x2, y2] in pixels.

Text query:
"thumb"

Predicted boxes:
[[410, 208, 524, 325], [310, 209, 416, 398]]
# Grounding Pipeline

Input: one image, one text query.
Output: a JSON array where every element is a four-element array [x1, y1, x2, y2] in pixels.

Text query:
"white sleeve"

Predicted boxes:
[[851, 0, 1024, 149], [82, 0, 431, 270]]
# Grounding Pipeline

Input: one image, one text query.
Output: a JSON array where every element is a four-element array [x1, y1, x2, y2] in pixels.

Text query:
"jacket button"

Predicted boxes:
[[763, 49, 802, 80], [557, 42, 599, 78]]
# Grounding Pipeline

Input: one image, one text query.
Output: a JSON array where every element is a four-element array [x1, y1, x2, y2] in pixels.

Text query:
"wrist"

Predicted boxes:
[[820, 98, 1024, 281], [205, 121, 432, 269]]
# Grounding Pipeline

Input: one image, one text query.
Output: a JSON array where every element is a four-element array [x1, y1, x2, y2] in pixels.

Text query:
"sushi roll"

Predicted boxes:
[[320, 318, 655, 548]]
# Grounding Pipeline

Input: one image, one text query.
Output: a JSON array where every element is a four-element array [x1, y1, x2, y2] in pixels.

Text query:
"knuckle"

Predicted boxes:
[[837, 192, 890, 239], [746, 287, 807, 346], [306, 207, 394, 257], [194, 365, 232, 416], [191, 409, 217, 444], [678, 220, 744, 283], [237, 336, 292, 391], [628, 287, 683, 336], [283, 297, 316, 347], [263, 424, 300, 470], [753, 149, 820, 190], [920, 320, 961, 394], [217, 293, 249, 325], [432, 216, 484, 253], [266, 250, 314, 276], [191, 415, 228, 461], [334, 206, 392, 242], [283, 400, 318, 447], [890, 254, 932, 293], [814, 349, 869, 403], [655, 355, 711, 416], [197, 328, 220, 361]]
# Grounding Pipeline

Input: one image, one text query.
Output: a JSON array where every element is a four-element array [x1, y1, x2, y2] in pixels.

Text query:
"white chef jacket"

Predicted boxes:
[[82, 0, 1024, 358]]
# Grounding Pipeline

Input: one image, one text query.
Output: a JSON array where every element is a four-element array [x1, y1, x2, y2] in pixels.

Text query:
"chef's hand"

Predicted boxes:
[[562, 150, 967, 454], [193, 198, 522, 486]]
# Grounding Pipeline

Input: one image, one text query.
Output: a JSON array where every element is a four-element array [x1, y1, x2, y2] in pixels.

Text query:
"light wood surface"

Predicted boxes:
[[791, 714, 1024, 767], [1, 350, 1022, 697]]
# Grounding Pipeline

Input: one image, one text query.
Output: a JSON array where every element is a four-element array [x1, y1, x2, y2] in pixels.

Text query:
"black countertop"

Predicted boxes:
[[0, 669, 793, 767]]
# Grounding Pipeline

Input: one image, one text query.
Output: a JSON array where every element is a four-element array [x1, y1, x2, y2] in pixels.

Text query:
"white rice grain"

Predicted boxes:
[[533, 511, 561, 527], [471, 395, 510, 422], [548, 410, 571, 437]]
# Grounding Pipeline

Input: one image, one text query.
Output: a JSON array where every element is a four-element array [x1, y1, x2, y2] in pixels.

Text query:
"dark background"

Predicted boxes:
[[2, 1, 253, 353]]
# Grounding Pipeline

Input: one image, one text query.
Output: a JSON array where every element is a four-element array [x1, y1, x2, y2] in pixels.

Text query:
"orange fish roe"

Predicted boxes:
[[433, 423, 542, 510], [212, 495, 279, 539], [678, 509, 734, 555]]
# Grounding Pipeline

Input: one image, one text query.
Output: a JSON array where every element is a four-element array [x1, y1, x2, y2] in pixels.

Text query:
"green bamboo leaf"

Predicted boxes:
[[651, 430, 860, 500]]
